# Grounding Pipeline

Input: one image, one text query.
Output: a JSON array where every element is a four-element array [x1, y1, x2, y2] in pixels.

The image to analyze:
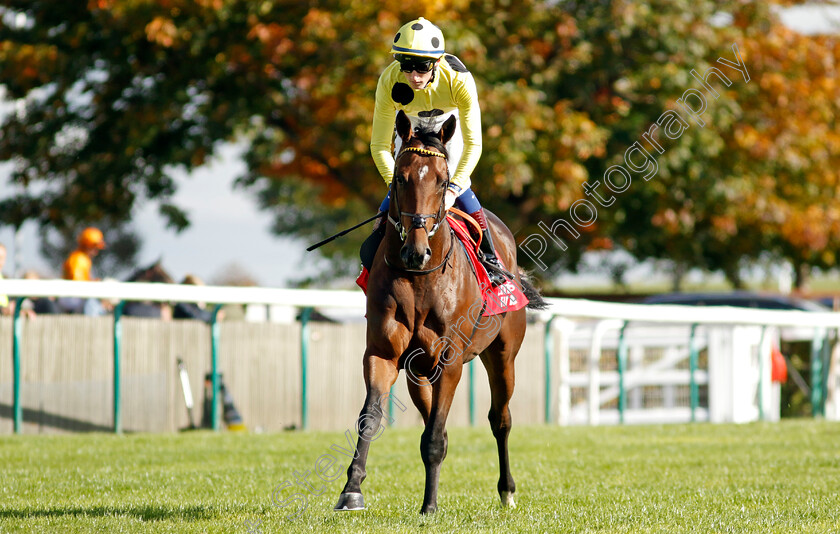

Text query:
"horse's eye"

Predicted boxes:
[[395, 174, 407, 186]]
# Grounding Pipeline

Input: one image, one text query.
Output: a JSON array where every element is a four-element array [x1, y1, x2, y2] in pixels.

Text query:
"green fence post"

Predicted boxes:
[[544, 317, 554, 425], [617, 322, 628, 424], [821, 331, 831, 414], [469, 359, 476, 427], [811, 328, 825, 417], [210, 305, 223, 431], [12, 297, 24, 434], [300, 307, 313, 430], [113, 301, 125, 434], [689, 324, 699, 422]]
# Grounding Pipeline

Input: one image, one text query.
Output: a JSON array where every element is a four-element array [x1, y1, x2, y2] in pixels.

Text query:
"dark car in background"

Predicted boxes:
[[639, 291, 830, 312], [815, 296, 840, 311]]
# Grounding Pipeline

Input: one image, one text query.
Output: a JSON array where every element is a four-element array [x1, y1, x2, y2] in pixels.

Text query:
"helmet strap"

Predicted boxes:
[[425, 59, 440, 88]]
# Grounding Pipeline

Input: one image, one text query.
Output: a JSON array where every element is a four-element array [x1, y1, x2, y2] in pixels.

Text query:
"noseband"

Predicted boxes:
[[388, 146, 450, 242]]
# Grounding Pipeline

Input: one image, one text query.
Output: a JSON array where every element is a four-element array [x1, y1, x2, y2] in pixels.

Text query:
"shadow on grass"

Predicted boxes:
[[0, 504, 218, 521], [0, 403, 116, 433]]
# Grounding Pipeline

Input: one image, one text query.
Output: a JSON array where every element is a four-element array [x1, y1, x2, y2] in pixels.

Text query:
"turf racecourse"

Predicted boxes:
[[1, 421, 838, 533]]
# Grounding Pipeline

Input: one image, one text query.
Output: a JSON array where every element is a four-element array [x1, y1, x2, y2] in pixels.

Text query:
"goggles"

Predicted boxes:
[[396, 54, 436, 73]]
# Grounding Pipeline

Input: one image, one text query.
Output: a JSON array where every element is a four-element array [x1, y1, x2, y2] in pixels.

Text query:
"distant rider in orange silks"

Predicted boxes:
[[59, 227, 108, 315]]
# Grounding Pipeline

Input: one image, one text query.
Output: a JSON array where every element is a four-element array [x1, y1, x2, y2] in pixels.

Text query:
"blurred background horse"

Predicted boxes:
[[122, 259, 175, 318]]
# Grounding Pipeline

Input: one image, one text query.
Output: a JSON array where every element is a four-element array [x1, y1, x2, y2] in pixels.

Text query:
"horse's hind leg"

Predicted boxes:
[[480, 330, 523, 508], [335, 352, 399, 511]]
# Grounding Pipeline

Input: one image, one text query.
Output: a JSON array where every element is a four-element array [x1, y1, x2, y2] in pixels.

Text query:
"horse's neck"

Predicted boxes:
[[383, 220, 485, 324], [429, 219, 452, 259]]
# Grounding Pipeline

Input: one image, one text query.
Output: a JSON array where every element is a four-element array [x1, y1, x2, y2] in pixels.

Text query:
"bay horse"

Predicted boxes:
[[122, 259, 175, 318], [335, 110, 547, 514]]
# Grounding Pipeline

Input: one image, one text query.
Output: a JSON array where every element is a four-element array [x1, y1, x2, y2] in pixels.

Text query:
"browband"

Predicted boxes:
[[399, 146, 446, 158]]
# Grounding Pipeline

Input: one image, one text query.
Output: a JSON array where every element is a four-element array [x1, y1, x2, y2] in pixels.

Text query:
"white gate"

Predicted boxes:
[[553, 319, 785, 426]]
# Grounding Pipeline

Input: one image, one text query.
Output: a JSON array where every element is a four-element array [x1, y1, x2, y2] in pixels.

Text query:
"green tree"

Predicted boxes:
[[1, 1, 838, 289]]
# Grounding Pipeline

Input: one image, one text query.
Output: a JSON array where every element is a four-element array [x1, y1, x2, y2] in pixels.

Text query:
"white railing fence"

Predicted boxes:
[[0, 279, 837, 434]]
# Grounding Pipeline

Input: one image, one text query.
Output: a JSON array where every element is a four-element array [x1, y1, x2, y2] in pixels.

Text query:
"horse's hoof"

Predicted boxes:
[[420, 504, 437, 514], [500, 491, 516, 508], [334, 492, 365, 511]]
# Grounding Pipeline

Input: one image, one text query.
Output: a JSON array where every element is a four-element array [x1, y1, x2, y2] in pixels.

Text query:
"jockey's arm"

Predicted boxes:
[[370, 74, 397, 186], [450, 72, 482, 193]]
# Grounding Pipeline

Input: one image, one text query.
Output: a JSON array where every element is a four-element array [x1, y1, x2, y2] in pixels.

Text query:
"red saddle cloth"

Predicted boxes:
[[447, 216, 528, 316], [356, 216, 528, 317]]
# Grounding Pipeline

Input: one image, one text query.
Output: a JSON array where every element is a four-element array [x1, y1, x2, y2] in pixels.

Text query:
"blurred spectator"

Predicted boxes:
[[173, 274, 217, 323], [122, 300, 172, 319], [0, 244, 37, 318], [210, 264, 257, 321], [122, 260, 174, 319], [0, 242, 9, 316], [20, 270, 60, 315], [110, 276, 174, 319], [58, 227, 109, 315]]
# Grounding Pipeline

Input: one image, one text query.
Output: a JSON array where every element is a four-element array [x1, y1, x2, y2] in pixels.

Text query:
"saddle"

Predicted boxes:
[[446, 211, 528, 316], [356, 211, 528, 317]]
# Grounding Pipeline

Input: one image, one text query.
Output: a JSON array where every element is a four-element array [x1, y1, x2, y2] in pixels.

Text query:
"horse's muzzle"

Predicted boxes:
[[400, 243, 432, 269]]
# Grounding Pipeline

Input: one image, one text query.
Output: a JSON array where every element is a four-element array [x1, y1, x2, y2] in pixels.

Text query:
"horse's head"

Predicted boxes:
[[126, 259, 175, 284], [391, 110, 457, 270]]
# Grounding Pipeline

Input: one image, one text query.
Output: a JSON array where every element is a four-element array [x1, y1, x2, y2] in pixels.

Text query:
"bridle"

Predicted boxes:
[[388, 145, 449, 241], [385, 144, 455, 274]]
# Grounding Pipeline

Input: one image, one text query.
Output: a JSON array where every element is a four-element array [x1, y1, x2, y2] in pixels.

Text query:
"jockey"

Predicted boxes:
[[360, 17, 506, 286], [63, 227, 106, 281], [58, 226, 108, 315]]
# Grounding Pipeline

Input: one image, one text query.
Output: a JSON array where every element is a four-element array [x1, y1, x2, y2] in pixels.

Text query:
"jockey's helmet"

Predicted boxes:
[[78, 227, 106, 249], [391, 17, 445, 59]]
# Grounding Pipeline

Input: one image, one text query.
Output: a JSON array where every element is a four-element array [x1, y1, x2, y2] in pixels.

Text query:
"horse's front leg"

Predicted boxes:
[[420, 360, 463, 514], [334, 351, 399, 511]]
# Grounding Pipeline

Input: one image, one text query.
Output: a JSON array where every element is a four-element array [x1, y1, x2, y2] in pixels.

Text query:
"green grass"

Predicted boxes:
[[2, 421, 839, 533]]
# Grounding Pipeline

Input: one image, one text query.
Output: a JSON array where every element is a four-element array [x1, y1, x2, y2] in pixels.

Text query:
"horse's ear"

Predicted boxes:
[[440, 115, 457, 145], [396, 110, 412, 143]]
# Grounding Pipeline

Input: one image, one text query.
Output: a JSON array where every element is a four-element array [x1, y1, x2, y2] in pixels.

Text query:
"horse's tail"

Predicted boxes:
[[518, 269, 549, 310]]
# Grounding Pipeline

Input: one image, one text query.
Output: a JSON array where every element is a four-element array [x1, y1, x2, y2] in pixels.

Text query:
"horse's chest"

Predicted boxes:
[[382, 277, 479, 352], [400, 306, 441, 332], [386, 295, 441, 332]]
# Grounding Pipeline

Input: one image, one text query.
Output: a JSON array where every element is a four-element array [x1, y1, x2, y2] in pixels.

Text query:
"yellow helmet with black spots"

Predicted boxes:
[[391, 17, 445, 59]]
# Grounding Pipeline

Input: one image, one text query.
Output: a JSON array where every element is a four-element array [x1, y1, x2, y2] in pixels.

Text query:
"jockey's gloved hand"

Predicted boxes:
[[373, 210, 386, 230], [444, 186, 458, 211]]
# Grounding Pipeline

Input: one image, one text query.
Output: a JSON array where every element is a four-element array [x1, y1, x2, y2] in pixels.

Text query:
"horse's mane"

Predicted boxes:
[[409, 126, 449, 159]]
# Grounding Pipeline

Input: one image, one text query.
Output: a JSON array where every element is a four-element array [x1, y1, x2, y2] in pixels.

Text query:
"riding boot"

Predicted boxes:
[[356, 212, 386, 294], [360, 213, 387, 271], [468, 209, 507, 286]]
